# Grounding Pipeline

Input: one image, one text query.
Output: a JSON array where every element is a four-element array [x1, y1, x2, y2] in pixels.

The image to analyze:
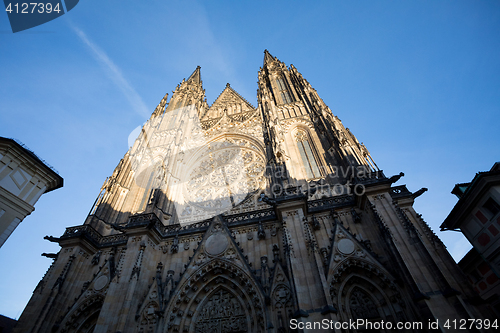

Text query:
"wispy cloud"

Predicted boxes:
[[70, 24, 149, 117]]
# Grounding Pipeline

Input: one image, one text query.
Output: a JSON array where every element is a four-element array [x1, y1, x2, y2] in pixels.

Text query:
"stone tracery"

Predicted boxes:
[[178, 136, 267, 223], [329, 258, 410, 325], [164, 258, 266, 333], [349, 286, 380, 320], [194, 288, 248, 333], [58, 295, 104, 333]]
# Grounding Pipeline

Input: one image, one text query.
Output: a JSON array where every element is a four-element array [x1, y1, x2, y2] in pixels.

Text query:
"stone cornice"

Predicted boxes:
[[0, 186, 34, 217], [0, 137, 63, 192]]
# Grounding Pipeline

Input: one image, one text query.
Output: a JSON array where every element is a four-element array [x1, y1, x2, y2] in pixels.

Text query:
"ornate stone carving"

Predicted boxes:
[[272, 285, 291, 309], [171, 234, 179, 254], [294, 130, 307, 142], [130, 244, 145, 281], [320, 247, 329, 267], [205, 233, 228, 256], [139, 301, 159, 329], [58, 295, 104, 333], [195, 289, 247, 333], [91, 250, 101, 265], [311, 215, 321, 230], [180, 140, 266, 224], [260, 256, 270, 294], [272, 244, 280, 263], [349, 287, 379, 320], [351, 208, 361, 223], [257, 221, 266, 240]]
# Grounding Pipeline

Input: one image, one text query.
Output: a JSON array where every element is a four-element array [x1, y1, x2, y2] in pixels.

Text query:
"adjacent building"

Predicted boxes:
[[0, 314, 17, 333], [441, 162, 500, 317]]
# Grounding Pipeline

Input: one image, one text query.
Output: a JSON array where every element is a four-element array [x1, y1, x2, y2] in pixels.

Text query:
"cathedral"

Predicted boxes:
[[14, 51, 490, 333]]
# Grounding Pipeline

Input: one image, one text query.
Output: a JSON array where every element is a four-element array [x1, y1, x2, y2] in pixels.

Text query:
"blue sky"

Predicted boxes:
[[1, 0, 499, 319]]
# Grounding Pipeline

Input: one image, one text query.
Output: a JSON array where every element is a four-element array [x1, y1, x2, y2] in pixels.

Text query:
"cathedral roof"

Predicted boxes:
[[209, 83, 255, 110]]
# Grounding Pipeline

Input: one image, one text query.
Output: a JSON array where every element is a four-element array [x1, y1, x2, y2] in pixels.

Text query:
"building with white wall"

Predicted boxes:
[[0, 137, 63, 247]]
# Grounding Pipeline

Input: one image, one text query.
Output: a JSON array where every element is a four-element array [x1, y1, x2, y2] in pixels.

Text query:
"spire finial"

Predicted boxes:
[[187, 66, 201, 84], [263, 49, 275, 66]]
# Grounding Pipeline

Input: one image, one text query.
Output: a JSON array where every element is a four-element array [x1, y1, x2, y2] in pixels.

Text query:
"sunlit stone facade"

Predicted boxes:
[[14, 51, 491, 333]]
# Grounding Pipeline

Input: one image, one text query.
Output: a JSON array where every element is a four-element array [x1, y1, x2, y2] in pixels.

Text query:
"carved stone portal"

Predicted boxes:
[[349, 287, 380, 320], [195, 289, 248, 333]]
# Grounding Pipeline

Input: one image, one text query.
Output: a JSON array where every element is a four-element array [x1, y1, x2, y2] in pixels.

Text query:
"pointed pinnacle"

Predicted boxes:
[[263, 49, 275, 66], [187, 66, 202, 84]]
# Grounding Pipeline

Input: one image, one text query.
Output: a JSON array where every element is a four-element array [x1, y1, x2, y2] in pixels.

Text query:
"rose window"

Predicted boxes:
[[183, 144, 266, 212]]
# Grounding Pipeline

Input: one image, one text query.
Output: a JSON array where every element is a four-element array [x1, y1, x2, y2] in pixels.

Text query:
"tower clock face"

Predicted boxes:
[[178, 139, 266, 223]]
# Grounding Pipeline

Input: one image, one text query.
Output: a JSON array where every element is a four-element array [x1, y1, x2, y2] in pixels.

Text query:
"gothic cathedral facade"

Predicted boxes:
[[15, 51, 489, 333]]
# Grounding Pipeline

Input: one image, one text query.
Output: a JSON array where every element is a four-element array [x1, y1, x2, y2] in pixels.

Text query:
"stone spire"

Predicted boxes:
[[263, 49, 275, 67], [168, 66, 207, 117], [258, 51, 379, 186], [187, 65, 201, 85], [151, 92, 169, 118]]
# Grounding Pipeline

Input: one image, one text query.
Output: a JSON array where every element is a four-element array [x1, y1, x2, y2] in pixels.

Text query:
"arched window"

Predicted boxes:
[[276, 77, 293, 104], [295, 130, 321, 179]]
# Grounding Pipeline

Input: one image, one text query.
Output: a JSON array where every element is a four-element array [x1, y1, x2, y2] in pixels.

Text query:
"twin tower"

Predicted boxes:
[[15, 51, 489, 333]]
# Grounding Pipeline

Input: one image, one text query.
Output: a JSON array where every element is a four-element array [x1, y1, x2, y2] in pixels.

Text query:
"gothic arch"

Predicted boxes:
[[208, 133, 265, 155], [137, 301, 160, 333], [329, 258, 411, 325], [277, 103, 301, 118], [281, 118, 314, 133], [190, 285, 251, 333], [57, 295, 104, 333], [347, 285, 382, 320], [163, 259, 266, 333], [179, 133, 265, 174], [269, 283, 294, 332], [287, 125, 326, 180], [74, 311, 99, 333], [340, 274, 395, 321]]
